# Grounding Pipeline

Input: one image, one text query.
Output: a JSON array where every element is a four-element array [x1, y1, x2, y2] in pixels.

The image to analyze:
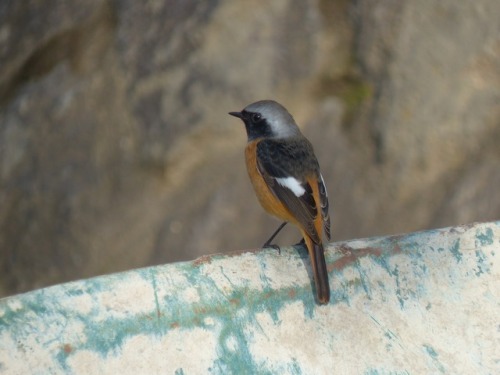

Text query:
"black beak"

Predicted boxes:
[[228, 111, 243, 119]]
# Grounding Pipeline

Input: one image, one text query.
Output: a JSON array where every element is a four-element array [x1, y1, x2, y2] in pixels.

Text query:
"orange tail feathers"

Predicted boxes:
[[304, 235, 330, 304]]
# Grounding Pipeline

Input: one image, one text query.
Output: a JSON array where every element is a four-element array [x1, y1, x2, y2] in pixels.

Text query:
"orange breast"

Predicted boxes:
[[244, 140, 297, 224]]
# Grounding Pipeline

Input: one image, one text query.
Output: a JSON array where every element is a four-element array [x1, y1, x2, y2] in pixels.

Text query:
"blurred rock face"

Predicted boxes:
[[0, 0, 499, 296]]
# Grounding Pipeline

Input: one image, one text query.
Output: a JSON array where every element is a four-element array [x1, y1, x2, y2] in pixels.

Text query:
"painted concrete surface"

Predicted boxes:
[[0, 221, 498, 374]]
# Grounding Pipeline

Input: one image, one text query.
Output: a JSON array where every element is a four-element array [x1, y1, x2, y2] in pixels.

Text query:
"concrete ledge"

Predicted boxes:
[[0, 221, 498, 374]]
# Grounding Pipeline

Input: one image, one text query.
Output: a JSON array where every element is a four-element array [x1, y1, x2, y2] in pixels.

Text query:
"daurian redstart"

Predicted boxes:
[[229, 100, 331, 304]]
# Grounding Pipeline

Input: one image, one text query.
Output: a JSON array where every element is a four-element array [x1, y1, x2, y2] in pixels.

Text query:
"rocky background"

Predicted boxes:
[[1, 0, 499, 297]]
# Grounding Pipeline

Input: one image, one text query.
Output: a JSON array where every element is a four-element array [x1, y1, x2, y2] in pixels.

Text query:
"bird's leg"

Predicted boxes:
[[262, 221, 288, 253]]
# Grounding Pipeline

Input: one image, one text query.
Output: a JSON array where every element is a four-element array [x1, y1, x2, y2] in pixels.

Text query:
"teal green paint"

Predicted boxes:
[[408, 248, 428, 284], [423, 344, 445, 373], [45, 259, 305, 361], [79, 313, 155, 357], [384, 329, 397, 341], [423, 344, 438, 358], [66, 288, 85, 297], [399, 235, 422, 254], [355, 259, 372, 299], [474, 250, 490, 276], [1, 225, 484, 360], [217, 265, 236, 287], [303, 295, 316, 318], [369, 315, 381, 327], [55, 346, 72, 373], [215, 322, 259, 375], [290, 358, 302, 375], [149, 269, 162, 330], [330, 278, 351, 306], [52, 251, 314, 371], [0, 292, 56, 343], [392, 265, 406, 309], [252, 367, 273, 375], [1, 221, 498, 374], [331, 239, 432, 310], [450, 239, 463, 263], [256, 257, 281, 323], [371, 253, 394, 275], [476, 227, 494, 246]]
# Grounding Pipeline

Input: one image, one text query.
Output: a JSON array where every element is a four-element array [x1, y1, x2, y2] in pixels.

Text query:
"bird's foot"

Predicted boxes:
[[294, 237, 306, 248], [262, 242, 281, 254]]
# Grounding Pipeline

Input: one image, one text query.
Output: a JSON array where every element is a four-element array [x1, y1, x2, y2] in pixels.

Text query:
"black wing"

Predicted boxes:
[[256, 138, 323, 243]]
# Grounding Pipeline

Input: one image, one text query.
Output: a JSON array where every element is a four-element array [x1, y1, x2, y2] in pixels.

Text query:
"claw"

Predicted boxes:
[[263, 242, 281, 254], [263, 222, 287, 246]]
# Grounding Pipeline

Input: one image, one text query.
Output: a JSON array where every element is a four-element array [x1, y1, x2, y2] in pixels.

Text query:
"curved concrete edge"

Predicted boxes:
[[0, 221, 498, 374]]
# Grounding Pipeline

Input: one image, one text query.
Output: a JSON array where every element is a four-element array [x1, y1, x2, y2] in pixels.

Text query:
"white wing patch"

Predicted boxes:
[[276, 177, 305, 197]]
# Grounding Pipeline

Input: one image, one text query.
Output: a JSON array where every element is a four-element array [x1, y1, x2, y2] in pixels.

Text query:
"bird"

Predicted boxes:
[[229, 100, 331, 304]]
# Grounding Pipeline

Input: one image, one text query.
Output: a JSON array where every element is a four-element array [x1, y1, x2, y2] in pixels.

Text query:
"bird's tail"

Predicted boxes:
[[304, 236, 330, 304]]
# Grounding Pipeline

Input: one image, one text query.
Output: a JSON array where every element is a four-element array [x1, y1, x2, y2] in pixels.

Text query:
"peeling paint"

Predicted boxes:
[[450, 239, 463, 262], [476, 227, 494, 246], [423, 344, 446, 373], [0, 222, 498, 374]]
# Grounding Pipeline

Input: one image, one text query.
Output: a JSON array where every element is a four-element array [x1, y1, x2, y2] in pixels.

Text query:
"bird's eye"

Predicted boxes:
[[251, 113, 262, 123]]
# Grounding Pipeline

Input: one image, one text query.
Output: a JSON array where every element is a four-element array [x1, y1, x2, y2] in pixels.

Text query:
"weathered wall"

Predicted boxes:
[[0, 0, 499, 296], [1, 222, 498, 374]]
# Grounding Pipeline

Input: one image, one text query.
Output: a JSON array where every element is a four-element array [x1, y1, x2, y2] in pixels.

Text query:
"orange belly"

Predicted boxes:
[[245, 141, 297, 224]]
